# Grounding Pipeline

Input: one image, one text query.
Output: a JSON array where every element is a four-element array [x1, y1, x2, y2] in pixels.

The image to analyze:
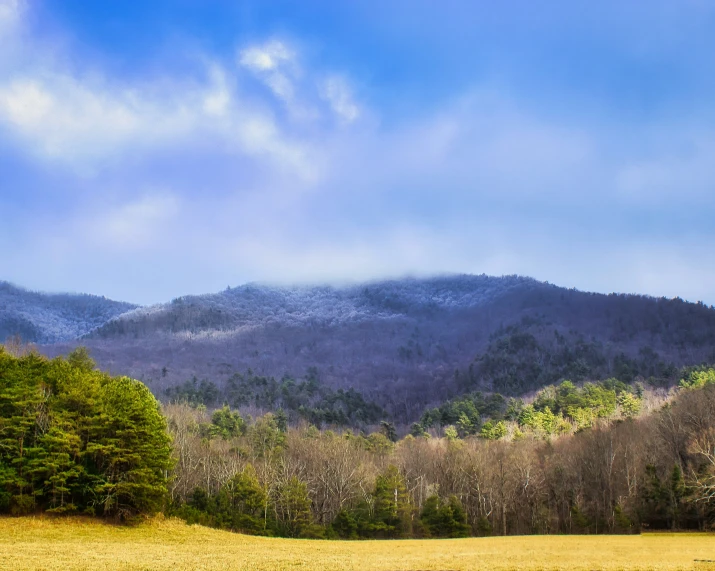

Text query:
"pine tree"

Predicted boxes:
[[0, 346, 172, 519], [87, 375, 173, 518], [371, 465, 412, 538], [215, 464, 268, 534], [420, 494, 470, 538]]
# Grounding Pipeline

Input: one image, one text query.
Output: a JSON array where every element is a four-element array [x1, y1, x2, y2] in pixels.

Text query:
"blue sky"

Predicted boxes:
[[1, 0, 715, 305]]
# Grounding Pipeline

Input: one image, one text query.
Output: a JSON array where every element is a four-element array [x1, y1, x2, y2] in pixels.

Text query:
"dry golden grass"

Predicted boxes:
[[2, 516, 715, 571]]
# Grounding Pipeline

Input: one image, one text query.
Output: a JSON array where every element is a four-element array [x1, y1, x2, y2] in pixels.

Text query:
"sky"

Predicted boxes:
[[1, 0, 715, 305]]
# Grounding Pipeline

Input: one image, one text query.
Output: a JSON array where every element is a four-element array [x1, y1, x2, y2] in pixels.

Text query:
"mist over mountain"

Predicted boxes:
[[0, 281, 137, 344], [12, 274, 712, 422]]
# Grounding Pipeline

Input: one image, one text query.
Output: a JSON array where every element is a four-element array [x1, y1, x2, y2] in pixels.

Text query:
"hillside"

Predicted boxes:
[[0, 281, 137, 344], [37, 275, 715, 421]]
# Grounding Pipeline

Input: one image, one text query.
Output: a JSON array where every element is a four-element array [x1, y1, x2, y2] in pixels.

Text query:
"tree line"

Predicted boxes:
[[164, 367, 384, 428], [166, 369, 715, 537], [1, 344, 715, 538]]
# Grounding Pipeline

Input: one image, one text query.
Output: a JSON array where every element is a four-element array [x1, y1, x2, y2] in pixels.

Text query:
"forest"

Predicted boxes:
[[164, 367, 385, 427], [164, 368, 715, 538], [1, 344, 715, 539]]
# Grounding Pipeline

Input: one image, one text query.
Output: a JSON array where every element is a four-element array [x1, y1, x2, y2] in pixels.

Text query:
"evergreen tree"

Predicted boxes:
[[331, 509, 359, 539], [86, 375, 173, 518], [370, 465, 412, 538], [214, 464, 268, 534], [0, 346, 172, 518], [210, 406, 245, 440], [380, 421, 397, 443], [420, 494, 470, 538]]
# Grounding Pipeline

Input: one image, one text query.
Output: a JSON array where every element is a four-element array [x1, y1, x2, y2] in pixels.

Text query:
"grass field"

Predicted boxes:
[[2, 517, 715, 571]]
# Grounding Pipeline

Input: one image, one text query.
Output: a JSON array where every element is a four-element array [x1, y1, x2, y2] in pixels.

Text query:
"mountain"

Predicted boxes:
[[0, 281, 137, 344], [35, 274, 715, 421]]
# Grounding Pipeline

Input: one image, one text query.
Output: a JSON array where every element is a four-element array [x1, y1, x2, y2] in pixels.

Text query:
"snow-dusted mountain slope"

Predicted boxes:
[[40, 274, 713, 405], [9, 274, 715, 421], [94, 274, 536, 335], [0, 281, 137, 344]]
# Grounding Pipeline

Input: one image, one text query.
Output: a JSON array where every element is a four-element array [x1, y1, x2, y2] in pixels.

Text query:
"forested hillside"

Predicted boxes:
[[40, 275, 715, 422], [4, 345, 715, 537], [0, 282, 136, 344], [4, 275, 715, 423]]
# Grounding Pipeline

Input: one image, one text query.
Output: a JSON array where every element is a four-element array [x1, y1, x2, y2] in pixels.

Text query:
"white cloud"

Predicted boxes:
[[0, 9, 360, 181], [264, 72, 295, 103], [0, 15, 323, 178], [95, 194, 180, 251], [0, 79, 53, 126], [527, 240, 715, 305], [237, 39, 336, 124], [0, 77, 146, 159], [50, 194, 183, 255], [239, 40, 297, 105], [212, 221, 524, 289], [0, 65, 323, 178], [320, 76, 359, 123], [201, 65, 231, 117], [239, 40, 294, 72]]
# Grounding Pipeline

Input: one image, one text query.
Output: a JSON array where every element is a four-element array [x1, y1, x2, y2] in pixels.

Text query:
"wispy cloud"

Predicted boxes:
[[320, 76, 359, 123], [0, 20, 330, 180], [0, 67, 323, 177], [239, 41, 297, 105], [90, 194, 181, 251], [239, 40, 294, 73], [237, 39, 325, 123]]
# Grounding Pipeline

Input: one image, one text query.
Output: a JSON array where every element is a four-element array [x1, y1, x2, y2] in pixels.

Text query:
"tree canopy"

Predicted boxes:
[[0, 347, 172, 518]]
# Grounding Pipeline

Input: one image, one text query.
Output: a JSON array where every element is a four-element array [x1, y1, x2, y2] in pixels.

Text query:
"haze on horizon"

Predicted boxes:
[[1, 0, 715, 305]]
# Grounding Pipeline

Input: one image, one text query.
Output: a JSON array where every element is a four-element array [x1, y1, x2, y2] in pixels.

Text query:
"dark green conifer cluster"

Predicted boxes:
[[0, 347, 172, 518]]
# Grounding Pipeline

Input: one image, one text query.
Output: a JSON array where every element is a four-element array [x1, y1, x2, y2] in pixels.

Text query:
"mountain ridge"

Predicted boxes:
[[0, 281, 137, 344], [3, 274, 715, 423], [90, 274, 541, 335]]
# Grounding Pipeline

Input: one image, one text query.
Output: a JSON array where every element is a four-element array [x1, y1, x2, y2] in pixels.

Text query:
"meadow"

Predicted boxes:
[[2, 517, 715, 571]]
